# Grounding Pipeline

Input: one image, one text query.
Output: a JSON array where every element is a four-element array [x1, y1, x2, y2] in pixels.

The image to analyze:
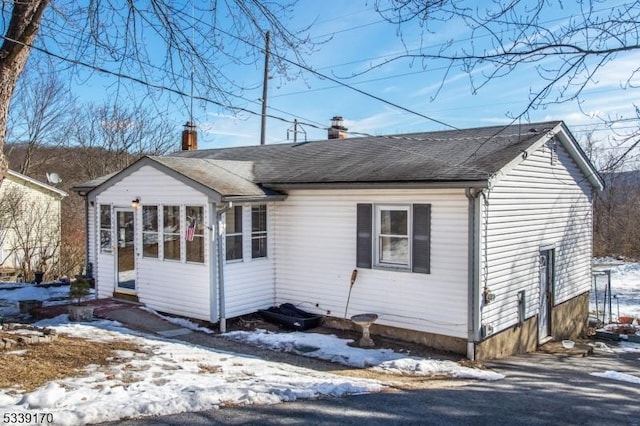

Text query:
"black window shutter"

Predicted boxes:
[[356, 204, 373, 268], [412, 204, 431, 274]]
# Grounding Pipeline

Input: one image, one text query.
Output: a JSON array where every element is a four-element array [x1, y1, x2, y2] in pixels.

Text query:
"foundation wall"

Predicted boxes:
[[476, 292, 589, 360], [552, 291, 589, 340], [475, 316, 538, 360], [324, 292, 588, 360], [322, 317, 467, 355]]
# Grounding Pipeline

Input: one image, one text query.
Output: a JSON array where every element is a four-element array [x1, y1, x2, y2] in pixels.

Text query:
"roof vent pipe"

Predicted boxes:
[[181, 121, 198, 151], [328, 116, 347, 139]]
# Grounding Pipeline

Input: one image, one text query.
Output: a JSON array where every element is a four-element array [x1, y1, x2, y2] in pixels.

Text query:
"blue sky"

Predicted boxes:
[[67, 1, 640, 153]]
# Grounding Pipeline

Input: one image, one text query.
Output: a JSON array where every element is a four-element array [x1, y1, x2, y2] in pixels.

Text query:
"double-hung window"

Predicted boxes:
[[377, 205, 410, 267], [357, 203, 431, 274], [163, 205, 181, 261], [226, 206, 243, 261], [251, 205, 267, 259], [142, 206, 159, 258], [186, 206, 204, 263], [99, 205, 112, 253]]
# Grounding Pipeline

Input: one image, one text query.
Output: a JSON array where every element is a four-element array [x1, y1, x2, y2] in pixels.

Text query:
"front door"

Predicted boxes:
[[116, 209, 136, 292], [538, 249, 554, 343]]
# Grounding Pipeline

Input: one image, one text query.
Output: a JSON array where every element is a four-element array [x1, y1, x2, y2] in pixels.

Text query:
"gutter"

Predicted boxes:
[[266, 180, 489, 191], [215, 202, 233, 333], [465, 187, 483, 360]]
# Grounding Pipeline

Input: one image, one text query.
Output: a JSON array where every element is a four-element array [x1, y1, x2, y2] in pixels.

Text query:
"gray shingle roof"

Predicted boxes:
[[76, 121, 588, 196], [171, 121, 562, 185], [149, 156, 266, 197]]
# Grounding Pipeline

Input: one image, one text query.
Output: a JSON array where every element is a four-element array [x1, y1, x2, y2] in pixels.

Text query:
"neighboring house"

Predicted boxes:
[[0, 170, 67, 281], [73, 121, 603, 360]]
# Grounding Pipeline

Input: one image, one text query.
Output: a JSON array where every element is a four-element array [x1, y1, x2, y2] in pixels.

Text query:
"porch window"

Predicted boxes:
[[163, 205, 180, 261], [251, 205, 267, 259], [225, 205, 243, 261], [357, 203, 431, 274], [99, 205, 112, 253], [142, 206, 159, 258], [186, 206, 204, 263]]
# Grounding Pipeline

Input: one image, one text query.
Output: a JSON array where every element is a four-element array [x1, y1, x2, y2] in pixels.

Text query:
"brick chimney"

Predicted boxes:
[[328, 116, 347, 139], [181, 121, 198, 151]]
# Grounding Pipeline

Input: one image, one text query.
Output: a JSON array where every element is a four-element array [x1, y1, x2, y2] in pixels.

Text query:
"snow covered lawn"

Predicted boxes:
[[0, 257, 639, 426], [0, 318, 384, 426], [224, 329, 504, 381]]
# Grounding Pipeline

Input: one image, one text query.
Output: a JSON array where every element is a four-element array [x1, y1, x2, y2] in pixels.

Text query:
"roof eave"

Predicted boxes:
[[264, 180, 489, 191], [222, 193, 288, 202]]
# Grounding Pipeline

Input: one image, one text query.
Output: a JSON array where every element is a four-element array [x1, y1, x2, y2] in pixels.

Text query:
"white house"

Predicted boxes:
[[74, 121, 603, 360], [0, 170, 67, 281]]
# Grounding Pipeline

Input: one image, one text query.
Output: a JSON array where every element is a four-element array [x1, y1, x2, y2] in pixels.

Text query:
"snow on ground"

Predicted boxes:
[[0, 284, 72, 318], [591, 258, 640, 319], [140, 306, 214, 334], [1, 258, 639, 424], [590, 371, 640, 384], [0, 317, 383, 426], [224, 329, 504, 381]]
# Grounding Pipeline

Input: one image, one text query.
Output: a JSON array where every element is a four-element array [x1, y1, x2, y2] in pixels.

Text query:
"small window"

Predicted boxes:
[[99, 205, 112, 253], [251, 205, 267, 259], [186, 206, 204, 263], [142, 206, 159, 258], [357, 203, 431, 274], [163, 205, 181, 261], [377, 206, 409, 267], [226, 206, 243, 261]]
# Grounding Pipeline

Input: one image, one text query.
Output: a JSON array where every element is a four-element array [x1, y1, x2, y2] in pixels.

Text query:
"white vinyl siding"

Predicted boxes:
[[0, 173, 65, 276], [481, 141, 593, 334], [95, 165, 212, 320], [224, 204, 276, 318], [274, 189, 468, 338]]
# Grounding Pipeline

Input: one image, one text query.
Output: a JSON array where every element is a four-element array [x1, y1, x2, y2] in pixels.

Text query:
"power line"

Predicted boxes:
[[211, 26, 458, 130], [0, 35, 302, 127]]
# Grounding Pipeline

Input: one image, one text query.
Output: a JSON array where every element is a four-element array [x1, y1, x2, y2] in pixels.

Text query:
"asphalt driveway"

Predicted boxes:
[[98, 344, 640, 425]]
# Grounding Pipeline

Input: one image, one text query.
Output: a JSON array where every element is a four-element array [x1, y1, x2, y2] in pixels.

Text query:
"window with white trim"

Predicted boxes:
[[99, 205, 112, 253], [377, 205, 410, 267], [186, 205, 204, 263], [357, 203, 431, 274], [251, 205, 267, 259], [142, 206, 159, 258], [163, 205, 181, 261], [225, 205, 243, 261]]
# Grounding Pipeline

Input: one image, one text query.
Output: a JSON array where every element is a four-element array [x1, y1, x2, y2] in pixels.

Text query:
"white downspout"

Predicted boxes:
[[216, 202, 233, 333], [465, 187, 483, 360]]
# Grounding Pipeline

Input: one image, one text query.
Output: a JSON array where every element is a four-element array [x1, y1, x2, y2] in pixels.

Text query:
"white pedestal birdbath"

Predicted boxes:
[[350, 313, 378, 347]]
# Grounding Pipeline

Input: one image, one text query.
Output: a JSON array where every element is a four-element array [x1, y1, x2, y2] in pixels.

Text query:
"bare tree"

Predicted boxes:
[[372, 1, 640, 151], [66, 101, 178, 181], [0, 1, 48, 183], [0, 1, 317, 185], [5, 57, 78, 175]]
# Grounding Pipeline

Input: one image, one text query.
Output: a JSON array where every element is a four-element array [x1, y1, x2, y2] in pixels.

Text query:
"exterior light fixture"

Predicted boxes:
[[131, 197, 141, 209]]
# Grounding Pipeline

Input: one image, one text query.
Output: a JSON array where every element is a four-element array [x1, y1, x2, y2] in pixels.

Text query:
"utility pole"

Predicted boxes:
[[287, 119, 307, 143], [260, 31, 270, 145]]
